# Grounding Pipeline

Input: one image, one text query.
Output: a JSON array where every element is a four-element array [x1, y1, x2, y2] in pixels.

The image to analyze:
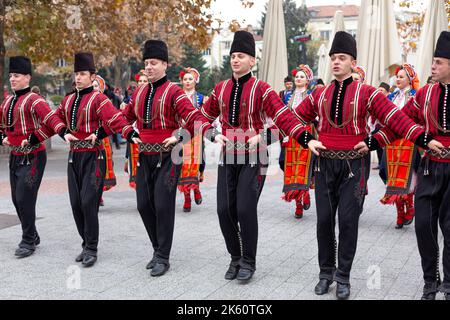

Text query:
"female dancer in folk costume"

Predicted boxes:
[[380, 63, 421, 229], [352, 66, 366, 84], [279, 64, 315, 219], [177, 67, 208, 212], [93, 75, 116, 206], [123, 71, 148, 189]]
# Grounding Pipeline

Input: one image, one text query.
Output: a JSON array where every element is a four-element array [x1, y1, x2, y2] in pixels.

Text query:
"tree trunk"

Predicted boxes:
[[105, 65, 112, 83], [124, 63, 131, 89], [114, 54, 123, 89]]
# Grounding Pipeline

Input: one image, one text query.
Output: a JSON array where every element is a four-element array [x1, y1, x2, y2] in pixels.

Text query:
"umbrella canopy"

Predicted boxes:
[[356, 0, 402, 86], [415, 0, 448, 85], [317, 43, 327, 81], [323, 10, 346, 84], [260, 0, 288, 94]]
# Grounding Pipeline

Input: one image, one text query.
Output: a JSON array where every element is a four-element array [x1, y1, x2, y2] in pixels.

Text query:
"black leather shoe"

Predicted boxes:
[[224, 264, 240, 280], [236, 268, 254, 282], [82, 254, 97, 267], [336, 283, 351, 300], [395, 223, 403, 229], [151, 262, 170, 277], [34, 233, 40, 246], [445, 293, 450, 300], [421, 282, 437, 300], [421, 292, 436, 300], [403, 218, 413, 226], [183, 207, 191, 213], [75, 251, 85, 262], [146, 258, 156, 270], [303, 203, 310, 210], [314, 279, 332, 295], [15, 247, 35, 258]]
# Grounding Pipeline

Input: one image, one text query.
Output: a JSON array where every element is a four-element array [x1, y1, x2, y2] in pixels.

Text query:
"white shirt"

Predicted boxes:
[[290, 87, 307, 109], [393, 86, 411, 109]]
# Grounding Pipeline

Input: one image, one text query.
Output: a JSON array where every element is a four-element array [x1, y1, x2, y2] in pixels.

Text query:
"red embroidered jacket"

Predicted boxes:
[[54, 86, 131, 141], [200, 74, 304, 147], [0, 87, 65, 147], [122, 76, 213, 144], [401, 82, 450, 162], [294, 77, 425, 150]]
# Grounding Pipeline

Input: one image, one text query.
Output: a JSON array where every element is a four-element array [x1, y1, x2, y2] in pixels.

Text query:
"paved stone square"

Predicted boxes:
[[0, 137, 445, 300]]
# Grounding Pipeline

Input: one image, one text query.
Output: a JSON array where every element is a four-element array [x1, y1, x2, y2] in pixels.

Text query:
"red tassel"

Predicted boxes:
[[303, 192, 310, 206], [395, 199, 405, 225], [380, 194, 408, 205], [282, 190, 308, 203], [295, 199, 303, 218], [404, 193, 415, 220], [95, 151, 101, 178], [178, 183, 198, 193]]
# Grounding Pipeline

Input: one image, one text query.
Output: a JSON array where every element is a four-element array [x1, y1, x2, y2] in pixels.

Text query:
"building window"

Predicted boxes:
[[320, 30, 330, 40], [56, 58, 67, 68], [223, 41, 231, 49], [203, 48, 211, 56], [348, 30, 357, 37]]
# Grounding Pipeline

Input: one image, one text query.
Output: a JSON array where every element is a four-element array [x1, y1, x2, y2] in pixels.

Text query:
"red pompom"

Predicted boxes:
[[134, 74, 140, 82], [179, 70, 186, 80], [291, 69, 298, 77], [395, 66, 401, 76]]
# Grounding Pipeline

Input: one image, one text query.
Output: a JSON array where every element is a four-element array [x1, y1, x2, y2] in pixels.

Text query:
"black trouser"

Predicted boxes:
[[216, 153, 267, 271], [9, 150, 46, 250], [68, 150, 106, 256], [111, 133, 120, 149], [379, 149, 387, 183], [314, 155, 370, 284], [415, 159, 450, 293], [199, 140, 206, 173], [136, 152, 181, 265], [376, 148, 383, 166], [279, 145, 285, 172]]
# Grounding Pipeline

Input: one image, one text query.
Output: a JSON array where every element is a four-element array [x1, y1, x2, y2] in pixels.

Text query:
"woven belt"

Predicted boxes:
[[70, 140, 101, 149], [320, 149, 366, 160], [427, 148, 450, 159], [225, 141, 252, 151], [11, 143, 40, 154], [138, 143, 174, 153]]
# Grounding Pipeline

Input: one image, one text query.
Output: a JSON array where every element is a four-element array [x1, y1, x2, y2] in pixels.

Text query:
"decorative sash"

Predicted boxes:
[[103, 138, 116, 191], [380, 139, 416, 204], [125, 143, 139, 189], [178, 134, 203, 193], [282, 125, 314, 202]]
